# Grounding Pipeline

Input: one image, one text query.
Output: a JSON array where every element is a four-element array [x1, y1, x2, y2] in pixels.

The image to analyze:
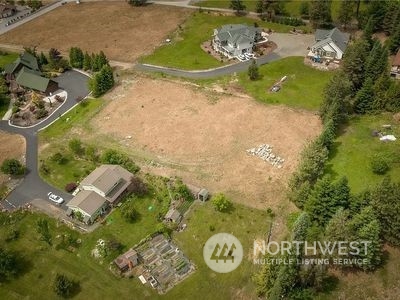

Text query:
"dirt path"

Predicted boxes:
[[90, 77, 322, 210]]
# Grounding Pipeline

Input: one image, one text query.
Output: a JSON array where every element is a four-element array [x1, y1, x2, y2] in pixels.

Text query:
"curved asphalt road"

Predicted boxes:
[[0, 70, 89, 210], [135, 52, 282, 79]]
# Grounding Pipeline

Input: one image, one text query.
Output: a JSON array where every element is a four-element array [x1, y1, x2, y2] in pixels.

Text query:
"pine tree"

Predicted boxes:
[[304, 176, 337, 226], [97, 51, 108, 69], [230, 0, 246, 14], [333, 177, 351, 209], [362, 17, 374, 50], [382, 1, 400, 35], [309, 0, 332, 28], [354, 78, 374, 114], [38, 51, 48, 68], [342, 39, 369, 90], [83, 52, 92, 71], [387, 22, 400, 54], [372, 73, 391, 111], [385, 81, 400, 111], [365, 41, 388, 82], [248, 59, 259, 80], [338, 0, 354, 29]]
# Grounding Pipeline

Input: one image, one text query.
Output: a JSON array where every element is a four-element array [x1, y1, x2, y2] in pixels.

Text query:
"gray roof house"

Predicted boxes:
[[66, 190, 108, 224], [308, 28, 350, 60], [79, 164, 134, 205], [212, 24, 263, 58]]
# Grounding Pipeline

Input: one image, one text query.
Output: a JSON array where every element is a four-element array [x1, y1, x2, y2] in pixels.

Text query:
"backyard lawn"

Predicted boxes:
[[325, 114, 400, 194], [141, 11, 309, 70], [0, 200, 270, 299], [238, 56, 333, 110]]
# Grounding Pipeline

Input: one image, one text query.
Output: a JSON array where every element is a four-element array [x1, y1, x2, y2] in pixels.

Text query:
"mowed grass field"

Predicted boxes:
[[0, 200, 270, 299], [238, 57, 334, 110], [325, 114, 400, 193], [142, 11, 309, 70], [0, 3, 191, 62]]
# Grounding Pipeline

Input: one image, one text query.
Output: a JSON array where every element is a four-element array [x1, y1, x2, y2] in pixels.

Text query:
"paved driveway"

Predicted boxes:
[[268, 33, 314, 58], [0, 70, 89, 210]]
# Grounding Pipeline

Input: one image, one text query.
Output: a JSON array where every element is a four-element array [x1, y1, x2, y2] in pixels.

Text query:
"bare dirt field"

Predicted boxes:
[[0, 130, 25, 186], [0, 3, 191, 62], [91, 77, 321, 209]]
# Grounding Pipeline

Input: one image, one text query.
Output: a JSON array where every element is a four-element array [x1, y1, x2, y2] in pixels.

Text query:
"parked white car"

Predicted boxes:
[[48, 192, 64, 205]]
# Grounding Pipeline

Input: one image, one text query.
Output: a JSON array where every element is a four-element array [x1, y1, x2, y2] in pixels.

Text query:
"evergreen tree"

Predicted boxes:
[[353, 78, 374, 114], [333, 177, 351, 209], [256, 0, 264, 13], [309, 0, 332, 28], [304, 176, 338, 226], [88, 64, 114, 97], [248, 59, 260, 80], [128, 0, 147, 6], [382, 1, 400, 35], [97, 51, 108, 69], [337, 0, 354, 29], [230, 0, 246, 13], [364, 41, 388, 82], [342, 39, 369, 90], [38, 52, 48, 68], [387, 22, 400, 54], [370, 177, 400, 245], [83, 52, 92, 71], [362, 17, 374, 50], [372, 73, 391, 111], [385, 81, 400, 111], [69, 47, 84, 69], [366, 0, 388, 31]]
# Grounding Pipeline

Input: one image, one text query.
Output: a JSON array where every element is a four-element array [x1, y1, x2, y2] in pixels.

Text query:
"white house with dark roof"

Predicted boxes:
[[212, 24, 264, 58], [308, 28, 350, 60]]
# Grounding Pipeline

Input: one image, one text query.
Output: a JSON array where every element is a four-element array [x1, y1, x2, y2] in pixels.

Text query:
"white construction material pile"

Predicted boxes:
[[246, 144, 284, 168]]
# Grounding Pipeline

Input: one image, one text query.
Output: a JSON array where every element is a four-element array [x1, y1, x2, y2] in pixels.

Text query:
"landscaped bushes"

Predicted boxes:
[[272, 16, 305, 26], [65, 182, 78, 193]]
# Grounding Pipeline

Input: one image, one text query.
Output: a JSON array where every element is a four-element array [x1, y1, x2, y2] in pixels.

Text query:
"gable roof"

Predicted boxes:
[[314, 28, 350, 53], [80, 165, 133, 200], [67, 190, 107, 216], [215, 24, 261, 46], [4, 52, 41, 75], [393, 49, 400, 67], [15, 67, 49, 92]]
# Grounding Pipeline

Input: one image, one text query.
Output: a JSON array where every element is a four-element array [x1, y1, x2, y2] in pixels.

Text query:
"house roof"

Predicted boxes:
[[165, 208, 181, 222], [393, 49, 400, 67], [114, 248, 138, 270], [15, 67, 49, 92], [67, 190, 107, 216], [80, 165, 133, 201], [5, 52, 41, 75], [215, 24, 261, 46], [314, 28, 350, 53]]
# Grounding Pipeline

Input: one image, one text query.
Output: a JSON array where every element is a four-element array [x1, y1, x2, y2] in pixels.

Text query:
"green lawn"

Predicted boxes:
[[325, 114, 400, 193], [238, 56, 333, 110], [0, 200, 270, 299], [0, 52, 18, 68], [0, 53, 17, 118], [196, 0, 258, 12], [141, 11, 309, 70]]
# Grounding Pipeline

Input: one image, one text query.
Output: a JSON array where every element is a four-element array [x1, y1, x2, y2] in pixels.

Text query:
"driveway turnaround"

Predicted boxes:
[[0, 70, 90, 210]]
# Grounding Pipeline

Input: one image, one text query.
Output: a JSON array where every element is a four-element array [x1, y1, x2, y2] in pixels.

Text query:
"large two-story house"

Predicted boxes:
[[67, 165, 134, 224], [212, 24, 264, 58]]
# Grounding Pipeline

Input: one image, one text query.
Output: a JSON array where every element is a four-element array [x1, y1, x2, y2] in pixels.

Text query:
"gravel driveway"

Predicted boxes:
[[268, 33, 315, 57]]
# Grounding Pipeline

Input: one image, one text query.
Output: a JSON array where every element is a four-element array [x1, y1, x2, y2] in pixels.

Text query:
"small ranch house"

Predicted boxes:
[[308, 28, 350, 61], [212, 24, 264, 58], [66, 190, 108, 224], [390, 49, 400, 79]]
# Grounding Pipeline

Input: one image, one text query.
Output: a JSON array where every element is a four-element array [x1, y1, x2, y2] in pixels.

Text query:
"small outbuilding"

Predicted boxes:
[[164, 208, 182, 223], [198, 189, 209, 202], [114, 248, 139, 272]]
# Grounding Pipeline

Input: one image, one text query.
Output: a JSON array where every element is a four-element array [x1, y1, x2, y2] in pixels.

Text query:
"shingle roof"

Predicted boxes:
[[314, 28, 350, 52], [67, 190, 107, 216], [80, 165, 133, 199], [215, 24, 261, 46], [15, 67, 49, 92]]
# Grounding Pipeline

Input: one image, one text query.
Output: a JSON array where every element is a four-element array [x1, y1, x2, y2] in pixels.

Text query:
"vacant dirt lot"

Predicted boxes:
[[0, 3, 191, 62], [0, 131, 25, 186], [91, 78, 321, 209]]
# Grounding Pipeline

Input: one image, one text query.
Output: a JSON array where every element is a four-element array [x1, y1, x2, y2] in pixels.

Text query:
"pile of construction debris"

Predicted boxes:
[[246, 144, 284, 168]]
